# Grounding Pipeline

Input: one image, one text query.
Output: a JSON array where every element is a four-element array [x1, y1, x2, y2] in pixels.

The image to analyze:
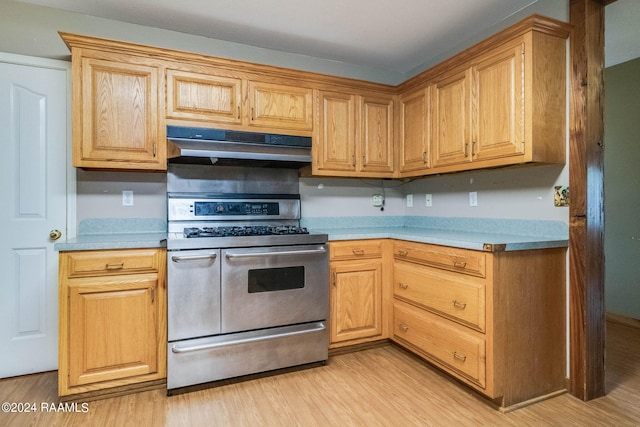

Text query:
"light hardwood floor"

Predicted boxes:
[[1, 320, 638, 426]]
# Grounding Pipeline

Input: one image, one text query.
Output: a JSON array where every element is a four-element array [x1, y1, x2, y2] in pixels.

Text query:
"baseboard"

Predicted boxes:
[[607, 312, 640, 329], [328, 339, 391, 357], [499, 389, 568, 413], [59, 379, 166, 402]]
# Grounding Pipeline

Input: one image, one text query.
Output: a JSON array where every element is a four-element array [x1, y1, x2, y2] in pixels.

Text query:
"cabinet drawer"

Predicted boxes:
[[394, 262, 486, 331], [65, 249, 161, 277], [394, 241, 486, 277], [330, 240, 383, 261], [393, 300, 486, 388]]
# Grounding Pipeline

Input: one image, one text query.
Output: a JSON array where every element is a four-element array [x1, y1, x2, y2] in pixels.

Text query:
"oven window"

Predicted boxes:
[[248, 266, 305, 293]]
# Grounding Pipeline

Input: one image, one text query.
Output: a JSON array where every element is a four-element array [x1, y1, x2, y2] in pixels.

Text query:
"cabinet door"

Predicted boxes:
[[314, 91, 356, 173], [399, 87, 430, 173], [330, 261, 382, 343], [248, 81, 313, 131], [166, 69, 242, 125], [431, 70, 471, 168], [472, 42, 525, 162], [359, 95, 394, 174], [77, 56, 164, 170], [67, 274, 159, 387]]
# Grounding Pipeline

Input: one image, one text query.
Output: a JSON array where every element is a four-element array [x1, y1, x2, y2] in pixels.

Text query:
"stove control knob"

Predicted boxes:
[[215, 204, 225, 213]]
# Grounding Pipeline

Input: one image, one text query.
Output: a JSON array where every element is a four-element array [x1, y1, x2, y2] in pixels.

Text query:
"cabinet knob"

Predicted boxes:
[[352, 248, 365, 255], [399, 324, 409, 333], [49, 229, 62, 240], [453, 260, 467, 268], [397, 250, 408, 257], [399, 283, 409, 290]]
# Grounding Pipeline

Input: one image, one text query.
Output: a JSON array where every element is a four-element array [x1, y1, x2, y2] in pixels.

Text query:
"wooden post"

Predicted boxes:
[[568, 0, 607, 400]]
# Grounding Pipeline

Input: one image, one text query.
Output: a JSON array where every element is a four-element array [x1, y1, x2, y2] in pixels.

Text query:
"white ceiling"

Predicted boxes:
[[17, 0, 539, 73], [15, 0, 640, 72]]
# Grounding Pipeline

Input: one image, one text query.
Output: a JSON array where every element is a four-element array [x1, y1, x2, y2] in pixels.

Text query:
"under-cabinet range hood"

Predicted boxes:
[[166, 126, 312, 168]]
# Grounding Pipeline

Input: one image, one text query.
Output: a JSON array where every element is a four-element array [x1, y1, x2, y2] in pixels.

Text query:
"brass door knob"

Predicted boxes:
[[49, 229, 62, 240]]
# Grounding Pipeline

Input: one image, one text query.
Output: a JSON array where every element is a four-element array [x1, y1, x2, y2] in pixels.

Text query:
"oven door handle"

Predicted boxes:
[[171, 254, 218, 262], [171, 322, 326, 354], [225, 247, 326, 259]]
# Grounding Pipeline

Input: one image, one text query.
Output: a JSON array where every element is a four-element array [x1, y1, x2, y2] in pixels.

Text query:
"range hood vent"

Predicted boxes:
[[167, 126, 312, 168]]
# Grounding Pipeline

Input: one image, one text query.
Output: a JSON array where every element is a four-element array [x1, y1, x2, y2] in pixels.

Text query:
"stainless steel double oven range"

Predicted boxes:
[[166, 163, 328, 392]]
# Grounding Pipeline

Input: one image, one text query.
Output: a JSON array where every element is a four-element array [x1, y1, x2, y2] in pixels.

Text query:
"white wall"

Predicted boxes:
[[300, 177, 406, 218], [604, 58, 640, 320], [300, 164, 569, 223], [401, 165, 569, 221], [75, 170, 167, 224]]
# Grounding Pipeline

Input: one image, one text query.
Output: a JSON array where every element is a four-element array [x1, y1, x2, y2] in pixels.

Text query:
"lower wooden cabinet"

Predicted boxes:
[[392, 241, 566, 410], [328, 240, 392, 348], [58, 248, 166, 398]]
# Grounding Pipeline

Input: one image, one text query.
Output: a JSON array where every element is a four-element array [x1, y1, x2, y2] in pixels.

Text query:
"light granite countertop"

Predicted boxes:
[[55, 216, 568, 252], [302, 216, 568, 252], [54, 218, 167, 252]]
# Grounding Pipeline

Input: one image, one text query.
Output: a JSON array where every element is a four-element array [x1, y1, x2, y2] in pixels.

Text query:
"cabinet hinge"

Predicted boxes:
[[153, 143, 157, 157], [151, 287, 155, 303]]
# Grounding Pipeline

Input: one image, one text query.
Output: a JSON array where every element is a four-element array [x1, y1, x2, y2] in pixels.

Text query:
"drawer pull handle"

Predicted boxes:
[[105, 262, 124, 270], [399, 283, 409, 290], [352, 249, 365, 255], [453, 260, 467, 268], [399, 324, 409, 333], [397, 250, 408, 257], [452, 300, 467, 309], [453, 352, 467, 362]]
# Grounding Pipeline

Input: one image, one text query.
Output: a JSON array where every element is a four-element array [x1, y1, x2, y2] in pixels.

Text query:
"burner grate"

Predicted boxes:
[[183, 225, 309, 238]]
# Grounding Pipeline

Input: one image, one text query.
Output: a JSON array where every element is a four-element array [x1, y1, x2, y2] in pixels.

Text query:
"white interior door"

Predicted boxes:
[[0, 54, 69, 378]]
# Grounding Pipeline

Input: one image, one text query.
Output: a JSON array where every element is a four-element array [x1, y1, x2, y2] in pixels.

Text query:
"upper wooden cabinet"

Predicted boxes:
[[399, 87, 430, 175], [431, 69, 471, 168], [398, 16, 570, 177], [359, 95, 394, 174], [471, 41, 526, 162], [166, 69, 242, 125], [61, 16, 569, 174], [314, 90, 357, 173], [432, 41, 526, 169], [72, 51, 166, 170], [313, 90, 394, 177], [248, 81, 314, 131]]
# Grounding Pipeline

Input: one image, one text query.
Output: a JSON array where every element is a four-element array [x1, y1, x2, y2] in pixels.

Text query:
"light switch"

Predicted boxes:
[[425, 194, 432, 207], [122, 190, 134, 206], [469, 192, 478, 207], [406, 194, 413, 207]]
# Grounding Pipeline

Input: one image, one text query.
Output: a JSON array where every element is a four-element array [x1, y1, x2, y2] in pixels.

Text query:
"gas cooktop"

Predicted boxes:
[[183, 225, 309, 238]]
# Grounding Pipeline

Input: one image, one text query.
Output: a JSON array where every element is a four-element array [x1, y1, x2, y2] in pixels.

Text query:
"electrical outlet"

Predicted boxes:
[[469, 191, 478, 207], [372, 194, 384, 207], [425, 194, 433, 207], [122, 190, 134, 206], [406, 194, 413, 207]]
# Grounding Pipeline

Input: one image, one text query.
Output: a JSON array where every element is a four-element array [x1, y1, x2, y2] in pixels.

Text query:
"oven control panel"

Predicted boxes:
[[168, 197, 300, 221], [194, 201, 279, 216]]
